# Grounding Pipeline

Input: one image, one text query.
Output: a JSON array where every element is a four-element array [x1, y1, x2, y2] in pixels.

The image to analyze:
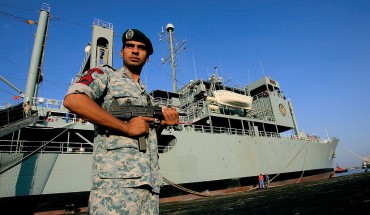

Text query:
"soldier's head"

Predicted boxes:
[[121, 29, 153, 70], [122, 29, 153, 55]]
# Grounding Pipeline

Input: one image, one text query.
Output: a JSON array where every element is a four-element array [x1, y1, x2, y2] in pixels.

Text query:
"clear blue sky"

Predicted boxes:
[[1, 0, 369, 168]]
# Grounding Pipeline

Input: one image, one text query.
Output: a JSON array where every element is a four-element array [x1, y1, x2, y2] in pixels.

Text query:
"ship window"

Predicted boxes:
[[97, 46, 109, 65], [250, 85, 267, 96], [268, 84, 274, 92]]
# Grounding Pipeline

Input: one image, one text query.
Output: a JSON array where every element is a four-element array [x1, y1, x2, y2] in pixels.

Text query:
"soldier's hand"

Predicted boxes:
[[160, 107, 179, 126], [126, 116, 157, 136]]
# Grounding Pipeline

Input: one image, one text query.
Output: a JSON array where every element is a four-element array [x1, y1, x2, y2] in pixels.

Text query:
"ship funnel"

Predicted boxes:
[[79, 19, 113, 73]]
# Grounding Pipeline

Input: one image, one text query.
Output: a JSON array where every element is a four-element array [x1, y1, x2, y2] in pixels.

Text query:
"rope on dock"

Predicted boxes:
[[162, 176, 212, 197], [269, 141, 309, 183], [162, 175, 260, 198]]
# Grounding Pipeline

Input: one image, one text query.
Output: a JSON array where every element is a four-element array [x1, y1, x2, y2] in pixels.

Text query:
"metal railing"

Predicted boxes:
[[93, 19, 113, 30], [0, 140, 93, 154], [1, 126, 327, 156], [0, 103, 25, 127], [179, 124, 326, 143], [30, 97, 65, 109], [181, 124, 252, 136]]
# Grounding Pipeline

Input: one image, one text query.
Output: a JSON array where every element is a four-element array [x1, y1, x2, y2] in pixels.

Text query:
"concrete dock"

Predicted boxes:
[[159, 171, 370, 214], [4, 171, 369, 214]]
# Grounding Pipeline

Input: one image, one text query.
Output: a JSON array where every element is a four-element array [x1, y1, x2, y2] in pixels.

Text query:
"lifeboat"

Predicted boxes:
[[209, 90, 252, 110]]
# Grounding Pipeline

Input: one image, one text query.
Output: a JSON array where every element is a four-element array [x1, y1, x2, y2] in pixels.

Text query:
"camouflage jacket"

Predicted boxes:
[[66, 65, 162, 193]]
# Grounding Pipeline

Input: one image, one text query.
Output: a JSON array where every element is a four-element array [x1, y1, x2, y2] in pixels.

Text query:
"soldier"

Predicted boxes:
[[24, 101, 31, 117], [63, 29, 179, 215]]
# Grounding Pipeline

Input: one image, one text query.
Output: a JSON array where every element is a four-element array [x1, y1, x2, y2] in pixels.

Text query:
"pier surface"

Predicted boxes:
[[3, 171, 369, 214], [160, 171, 370, 214]]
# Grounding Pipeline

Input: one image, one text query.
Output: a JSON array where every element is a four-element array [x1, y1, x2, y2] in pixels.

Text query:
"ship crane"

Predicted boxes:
[[0, 4, 49, 103], [0, 7, 39, 101], [24, 3, 50, 103], [0, 75, 23, 97], [346, 150, 369, 161], [346, 150, 370, 168]]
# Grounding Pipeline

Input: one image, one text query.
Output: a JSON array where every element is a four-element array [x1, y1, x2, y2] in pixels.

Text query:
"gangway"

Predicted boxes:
[[0, 104, 39, 137]]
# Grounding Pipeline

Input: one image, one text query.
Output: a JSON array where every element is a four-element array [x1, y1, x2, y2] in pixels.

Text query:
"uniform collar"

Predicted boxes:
[[120, 67, 146, 93]]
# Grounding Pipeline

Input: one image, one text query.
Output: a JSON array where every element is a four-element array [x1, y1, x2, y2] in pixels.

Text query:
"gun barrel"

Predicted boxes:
[[107, 102, 188, 152]]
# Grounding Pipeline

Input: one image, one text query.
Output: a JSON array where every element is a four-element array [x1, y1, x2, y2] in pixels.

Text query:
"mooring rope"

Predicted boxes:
[[161, 174, 260, 198], [162, 175, 212, 197], [295, 141, 309, 183], [269, 141, 309, 183], [161, 140, 311, 197]]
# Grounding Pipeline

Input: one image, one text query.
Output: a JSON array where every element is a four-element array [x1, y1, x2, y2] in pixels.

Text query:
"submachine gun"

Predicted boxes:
[[108, 100, 185, 152]]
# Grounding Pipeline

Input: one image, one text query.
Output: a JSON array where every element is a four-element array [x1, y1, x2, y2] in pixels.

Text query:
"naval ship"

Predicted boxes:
[[0, 4, 338, 212]]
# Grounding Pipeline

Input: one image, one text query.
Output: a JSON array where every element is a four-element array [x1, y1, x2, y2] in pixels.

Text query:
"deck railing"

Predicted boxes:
[[178, 124, 325, 143], [0, 140, 93, 154], [1, 125, 327, 155]]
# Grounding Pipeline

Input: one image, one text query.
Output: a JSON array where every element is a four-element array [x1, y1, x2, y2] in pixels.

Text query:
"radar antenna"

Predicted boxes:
[[160, 23, 186, 92]]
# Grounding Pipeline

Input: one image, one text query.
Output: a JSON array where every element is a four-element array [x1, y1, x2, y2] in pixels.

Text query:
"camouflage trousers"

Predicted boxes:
[[88, 187, 159, 215]]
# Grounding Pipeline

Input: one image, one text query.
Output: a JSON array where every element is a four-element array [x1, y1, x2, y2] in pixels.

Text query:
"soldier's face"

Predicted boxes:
[[121, 41, 149, 67]]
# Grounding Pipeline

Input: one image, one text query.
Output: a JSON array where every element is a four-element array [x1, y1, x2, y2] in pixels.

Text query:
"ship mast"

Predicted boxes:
[[161, 23, 186, 92], [24, 3, 50, 102]]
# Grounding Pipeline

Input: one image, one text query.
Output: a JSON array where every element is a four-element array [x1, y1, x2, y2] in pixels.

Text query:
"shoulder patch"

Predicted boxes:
[[77, 68, 104, 85]]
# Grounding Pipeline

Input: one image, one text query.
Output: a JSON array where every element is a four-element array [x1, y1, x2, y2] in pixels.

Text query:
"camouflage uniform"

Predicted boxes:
[[66, 65, 161, 215]]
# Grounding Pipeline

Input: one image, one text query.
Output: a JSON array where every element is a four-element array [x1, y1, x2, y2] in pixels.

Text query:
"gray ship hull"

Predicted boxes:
[[0, 130, 338, 200], [160, 131, 337, 184]]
